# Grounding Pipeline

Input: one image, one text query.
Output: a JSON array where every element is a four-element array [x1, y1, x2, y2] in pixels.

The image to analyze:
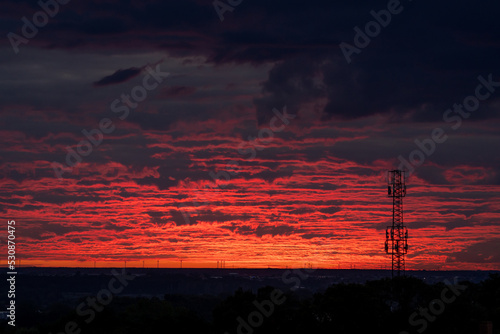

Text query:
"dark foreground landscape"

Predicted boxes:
[[1, 268, 498, 334]]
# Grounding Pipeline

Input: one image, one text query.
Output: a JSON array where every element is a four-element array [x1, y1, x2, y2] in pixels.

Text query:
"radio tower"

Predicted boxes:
[[385, 170, 408, 278]]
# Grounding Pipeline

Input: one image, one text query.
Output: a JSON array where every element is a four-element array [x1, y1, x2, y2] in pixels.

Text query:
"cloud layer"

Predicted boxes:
[[0, 0, 499, 269]]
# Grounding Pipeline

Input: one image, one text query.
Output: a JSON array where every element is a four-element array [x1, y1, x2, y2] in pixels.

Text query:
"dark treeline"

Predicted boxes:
[[2, 274, 499, 334]]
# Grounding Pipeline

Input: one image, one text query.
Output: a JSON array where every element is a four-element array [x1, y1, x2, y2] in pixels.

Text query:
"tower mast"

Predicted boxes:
[[385, 170, 408, 277]]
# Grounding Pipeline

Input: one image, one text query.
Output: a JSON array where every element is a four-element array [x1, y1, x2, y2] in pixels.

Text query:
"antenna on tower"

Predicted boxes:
[[385, 170, 409, 278]]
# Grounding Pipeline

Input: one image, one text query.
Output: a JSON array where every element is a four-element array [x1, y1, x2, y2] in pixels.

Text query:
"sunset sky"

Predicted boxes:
[[1, 0, 499, 270]]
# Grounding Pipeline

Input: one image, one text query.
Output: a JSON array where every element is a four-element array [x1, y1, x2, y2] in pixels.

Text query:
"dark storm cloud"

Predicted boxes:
[[251, 1, 500, 122], [93, 67, 143, 87], [2, 0, 500, 122]]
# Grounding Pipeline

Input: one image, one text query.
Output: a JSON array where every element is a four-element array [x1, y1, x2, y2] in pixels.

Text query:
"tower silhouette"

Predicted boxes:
[[385, 170, 408, 277]]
